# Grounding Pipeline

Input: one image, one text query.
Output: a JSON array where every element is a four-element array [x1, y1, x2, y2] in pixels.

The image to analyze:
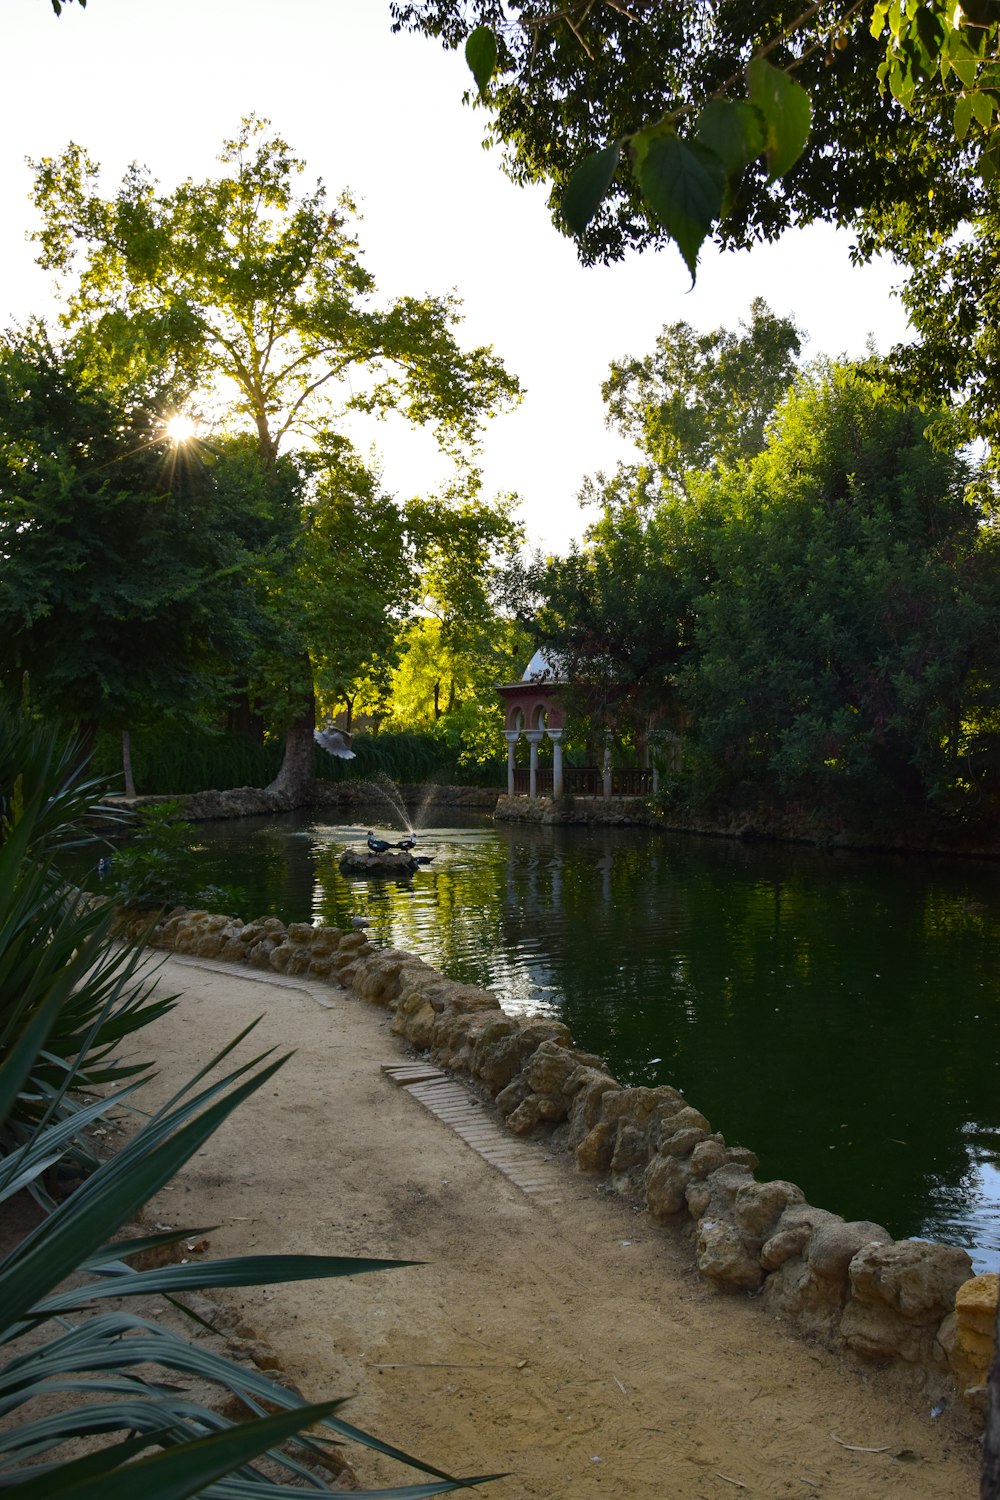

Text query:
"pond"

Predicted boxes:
[[103, 808, 1000, 1271]]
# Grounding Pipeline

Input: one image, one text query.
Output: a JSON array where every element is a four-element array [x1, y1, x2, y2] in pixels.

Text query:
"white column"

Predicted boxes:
[[548, 728, 564, 800], [504, 730, 519, 796], [602, 731, 613, 800], [526, 730, 543, 799]]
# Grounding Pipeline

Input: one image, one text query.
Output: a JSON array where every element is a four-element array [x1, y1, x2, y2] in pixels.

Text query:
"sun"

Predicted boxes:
[[164, 412, 197, 445]]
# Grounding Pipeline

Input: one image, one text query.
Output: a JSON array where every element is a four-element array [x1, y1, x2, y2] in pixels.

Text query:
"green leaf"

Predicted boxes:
[[915, 5, 947, 62], [971, 87, 996, 126], [36, 1253, 422, 1313], [747, 58, 813, 179], [948, 55, 979, 87], [0, 1051, 290, 1327], [695, 99, 765, 176], [632, 132, 725, 281], [955, 91, 975, 139], [79, 1228, 218, 1269], [562, 143, 621, 235], [14, 1398, 342, 1500], [465, 26, 497, 96]]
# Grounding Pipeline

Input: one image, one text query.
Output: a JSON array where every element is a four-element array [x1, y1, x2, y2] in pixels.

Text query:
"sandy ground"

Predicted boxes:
[[129, 951, 981, 1499]]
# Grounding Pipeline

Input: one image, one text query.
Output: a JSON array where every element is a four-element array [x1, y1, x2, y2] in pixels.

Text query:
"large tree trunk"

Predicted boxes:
[[265, 668, 316, 805]]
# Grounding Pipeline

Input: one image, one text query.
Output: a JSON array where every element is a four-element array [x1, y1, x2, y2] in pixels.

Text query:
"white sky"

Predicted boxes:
[[2, 0, 913, 554]]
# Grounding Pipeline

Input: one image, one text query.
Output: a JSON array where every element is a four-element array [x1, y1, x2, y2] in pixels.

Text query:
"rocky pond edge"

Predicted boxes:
[[109, 897, 999, 1420]]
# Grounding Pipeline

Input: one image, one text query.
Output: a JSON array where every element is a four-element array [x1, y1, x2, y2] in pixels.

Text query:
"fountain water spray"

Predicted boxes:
[[353, 772, 415, 838], [351, 772, 444, 841]]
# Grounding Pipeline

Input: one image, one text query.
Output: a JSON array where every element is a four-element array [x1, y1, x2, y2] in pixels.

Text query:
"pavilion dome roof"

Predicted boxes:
[[521, 648, 566, 683]]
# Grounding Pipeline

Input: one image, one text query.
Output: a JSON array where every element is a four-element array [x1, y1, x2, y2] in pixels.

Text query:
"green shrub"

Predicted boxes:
[[101, 801, 236, 911]]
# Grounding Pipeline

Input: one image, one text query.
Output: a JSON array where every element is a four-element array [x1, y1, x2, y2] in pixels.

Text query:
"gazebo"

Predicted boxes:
[[494, 649, 568, 799], [495, 650, 685, 802]]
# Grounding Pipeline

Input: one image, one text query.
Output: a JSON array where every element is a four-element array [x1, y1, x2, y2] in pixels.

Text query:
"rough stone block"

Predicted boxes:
[[496, 1075, 532, 1118], [645, 1154, 694, 1220], [601, 1086, 686, 1132], [697, 1218, 764, 1292], [353, 951, 419, 1005], [658, 1126, 708, 1159], [268, 943, 292, 972], [734, 1180, 804, 1248], [309, 928, 344, 957], [391, 996, 436, 1048], [474, 1020, 573, 1095], [808, 1219, 892, 1281], [611, 1123, 651, 1174], [689, 1140, 730, 1178], [950, 1274, 998, 1406], [286, 922, 316, 943], [841, 1240, 974, 1364], [565, 1073, 621, 1145], [576, 1121, 615, 1173], [470, 1015, 520, 1082], [686, 1164, 756, 1223], [524, 1040, 605, 1099]]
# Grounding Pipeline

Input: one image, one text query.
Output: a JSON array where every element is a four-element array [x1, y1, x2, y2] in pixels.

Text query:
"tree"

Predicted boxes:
[[391, 1, 982, 275], [685, 364, 998, 813], [30, 119, 522, 798], [533, 499, 696, 750], [245, 440, 415, 788], [31, 118, 519, 470], [602, 298, 804, 497], [394, 6, 1000, 489], [381, 489, 527, 771], [0, 325, 252, 779], [863, 203, 1000, 473]]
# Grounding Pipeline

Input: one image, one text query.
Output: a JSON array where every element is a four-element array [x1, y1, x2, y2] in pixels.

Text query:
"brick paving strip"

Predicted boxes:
[[381, 1062, 566, 1207]]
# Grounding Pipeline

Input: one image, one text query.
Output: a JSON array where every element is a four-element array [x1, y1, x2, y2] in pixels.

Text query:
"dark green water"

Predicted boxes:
[[101, 810, 1000, 1269]]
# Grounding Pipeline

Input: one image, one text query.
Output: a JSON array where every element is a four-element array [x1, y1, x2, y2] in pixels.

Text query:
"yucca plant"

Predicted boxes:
[[0, 1012, 498, 1496], [0, 699, 169, 1174]]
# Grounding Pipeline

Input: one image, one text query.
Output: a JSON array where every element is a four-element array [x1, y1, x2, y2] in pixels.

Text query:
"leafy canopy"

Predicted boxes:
[[0, 326, 253, 735], [602, 297, 804, 496], [30, 116, 521, 468], [392, 0, 988, 277]]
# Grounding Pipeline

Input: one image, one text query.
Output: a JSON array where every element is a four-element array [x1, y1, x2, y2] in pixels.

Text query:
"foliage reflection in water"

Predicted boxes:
[[145, 812, 1000, 1271]]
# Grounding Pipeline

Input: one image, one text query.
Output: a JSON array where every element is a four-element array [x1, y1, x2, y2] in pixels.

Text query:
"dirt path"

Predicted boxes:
[[133, 952, 980, 1498]]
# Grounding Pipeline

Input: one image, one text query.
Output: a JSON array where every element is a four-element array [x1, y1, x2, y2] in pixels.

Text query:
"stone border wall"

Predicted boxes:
[[103, 783, 502, 822], [496, 791, 1000, 858], [116, 902, 997, 1413]]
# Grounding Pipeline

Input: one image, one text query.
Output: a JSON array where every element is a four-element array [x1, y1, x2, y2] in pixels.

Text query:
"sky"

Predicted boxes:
[[2, 0, 914, 554]]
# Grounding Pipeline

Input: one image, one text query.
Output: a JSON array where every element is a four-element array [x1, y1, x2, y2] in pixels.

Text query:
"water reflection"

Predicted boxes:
[[128, 812, 1000, 1271]]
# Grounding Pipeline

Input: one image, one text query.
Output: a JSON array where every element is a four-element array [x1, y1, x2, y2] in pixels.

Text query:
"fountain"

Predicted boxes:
[[338, 774, 438, 876]]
